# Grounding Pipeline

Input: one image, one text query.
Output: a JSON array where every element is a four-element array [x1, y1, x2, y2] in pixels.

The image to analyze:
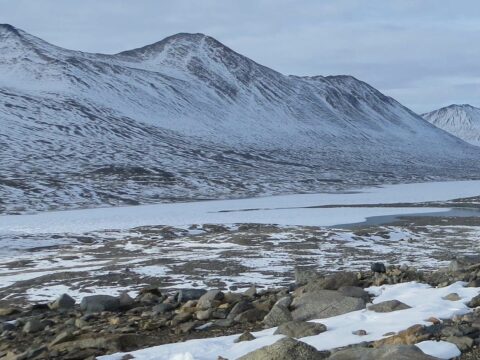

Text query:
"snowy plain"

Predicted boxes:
[[1, 180, 480, 234], [99, 281, 476, 360]]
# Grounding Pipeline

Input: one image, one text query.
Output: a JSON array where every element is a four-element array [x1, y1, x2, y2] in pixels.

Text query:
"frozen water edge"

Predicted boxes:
[[2, 180, 480, 234], [99, 281, 476, 360]]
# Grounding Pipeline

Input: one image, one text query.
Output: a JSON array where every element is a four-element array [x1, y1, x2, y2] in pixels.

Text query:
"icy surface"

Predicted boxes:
[[416, 340, 461, 359], [99, 281, 477, 360], [1, 25, 480, 214], [423, 104, 480, 146], [3, 180, 479, 234]]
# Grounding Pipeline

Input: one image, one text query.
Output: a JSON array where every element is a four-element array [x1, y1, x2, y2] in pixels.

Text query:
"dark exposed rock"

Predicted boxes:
[[263, 304, 293, 327], [48, 293, 75, 310], [368, 300, 411, 313], [330, 344, 437, 359], [371, 262, 387, 273], [238, 337, 329, 360], [80, 295, 121, 313], [197, 290, 224, 310], [175, 289, 208, 303], [235, 331, 256, 343], [274, 320, 327, 338], [291, 290, 365, 321]]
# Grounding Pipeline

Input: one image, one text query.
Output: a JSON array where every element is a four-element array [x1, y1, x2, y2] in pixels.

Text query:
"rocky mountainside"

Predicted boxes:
[[422, 104, 480, 146], [1, 24, 480, 214]]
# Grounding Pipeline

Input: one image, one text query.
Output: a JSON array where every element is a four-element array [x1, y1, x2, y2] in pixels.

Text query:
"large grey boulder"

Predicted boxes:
[[80, 295, 120, 313], [305, 272, 360, 291], [338, 286, 370, 302], [291, 290, 365, 321], [238, 337, 329, 360], [274, 320, 326, 338], [329, 345, 438, 360], [197, 289, 224, 310], [49, 293, 75, 310], [263, 304, 293, 327], [367, 300, 411, 313], [175, 288, 207, 303]]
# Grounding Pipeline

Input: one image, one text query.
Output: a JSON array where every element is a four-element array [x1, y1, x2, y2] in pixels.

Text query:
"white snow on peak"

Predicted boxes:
[[423, 104, 480, 146]]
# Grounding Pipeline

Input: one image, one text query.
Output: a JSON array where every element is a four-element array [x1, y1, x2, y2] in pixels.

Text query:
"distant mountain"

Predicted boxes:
[[1, 24, 479, 214], [422, 104, 480, 146]]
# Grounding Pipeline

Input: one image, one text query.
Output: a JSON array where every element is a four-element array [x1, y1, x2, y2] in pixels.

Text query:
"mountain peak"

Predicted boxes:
[[423, 104, 480, 146]]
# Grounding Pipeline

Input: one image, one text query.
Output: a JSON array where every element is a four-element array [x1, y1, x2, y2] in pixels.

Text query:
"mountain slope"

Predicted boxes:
[[1, 24, 479, 214], [422, 104, 480, 146]]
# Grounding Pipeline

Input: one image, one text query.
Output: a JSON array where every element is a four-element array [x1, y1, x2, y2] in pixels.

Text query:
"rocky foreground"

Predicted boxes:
[[2, 257, 480, 359]]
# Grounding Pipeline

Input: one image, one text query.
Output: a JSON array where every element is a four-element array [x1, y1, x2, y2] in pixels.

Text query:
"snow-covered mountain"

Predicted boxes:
[[422, 104, 480, 146], [1, 24, 479, 214]]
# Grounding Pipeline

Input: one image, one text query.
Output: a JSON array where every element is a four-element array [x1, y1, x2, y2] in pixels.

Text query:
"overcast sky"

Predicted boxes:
[[0, 0, 478, 113]]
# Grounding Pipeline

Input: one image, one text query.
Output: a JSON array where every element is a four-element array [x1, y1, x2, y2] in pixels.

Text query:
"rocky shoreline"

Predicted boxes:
[[2, 257, 480, 360]]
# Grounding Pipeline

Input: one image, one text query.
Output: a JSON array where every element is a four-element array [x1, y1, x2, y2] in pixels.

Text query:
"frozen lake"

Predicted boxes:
[[0, 180, 479, 234]]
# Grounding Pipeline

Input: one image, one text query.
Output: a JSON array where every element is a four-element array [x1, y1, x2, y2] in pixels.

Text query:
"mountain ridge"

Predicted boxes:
[[0, 24, 479, 214], [422, 104, 480, 146]]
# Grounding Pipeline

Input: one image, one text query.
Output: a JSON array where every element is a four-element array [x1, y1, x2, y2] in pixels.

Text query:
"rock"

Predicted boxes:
[[234, 309, 267, 323], [294, 268, 319, 285], [49, 330, 76, 347], [48, 293, 76, 310], [244, 286, 257, 298], [305, 272, 360, 291], [374, 324, 429, 347], [368, 300, 411, 313], [338, 286, 370, 301], [227, 301, 254, 319], [197, 290, 224, 310], [291, 290, 365, 321], [1, 322, 15, 332], [449, 255, 480, 272], [352, 329, 367, 336], [234, 331, 256, 343], [446, 335, 474, 351], [0, 307, 20, 316], [176, 321, 197, 334], [274, 320, 326, 338], [238, 337, 328, 360], [214, 319, 234, 327], [175, 289, 207, 303], [263, 304, 293, 327], [442, 293, 461, 301], [22, 318, 45, 333], [468, 294, 480, 308], [152, 303, 175, 314], [330, 345, 437, 360], [371, 262, 387, 273], [80, 295, 121, 313], [51, 334, 148, 352], [275, 296, 292, 308], [119, 292, 135, 309], [196, 309, 213, 320]]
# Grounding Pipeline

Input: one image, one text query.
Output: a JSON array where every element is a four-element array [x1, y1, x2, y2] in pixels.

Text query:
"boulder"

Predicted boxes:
[[371, 262, 387, 273], [152, 303, 175, 314], [234, 308, 267, 323], [80, 295, 121, 313], [274, 320, 326, 338], [468, 294, 480, 308], [244, 286, 257, 298], [368, 300, 411, 313], [197, 290, 224, 310], [263, 304, 293, 327], [227, 301, 254, 320], [238, 337, 329, 360], [338, 286, 370, 302], [48, 293, 75, 310], [295, 268, 319, 285], [23, 318, 45, 333], [329, 345, 437, 360], [175, 289, 207, 303], [305, 272, 360, 291], [442, 293, 461, 301], [291, 290, 365, 321], [235, 331, 256, 343], [448, 255, 480, 273], [0, 307, 20, 316]]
